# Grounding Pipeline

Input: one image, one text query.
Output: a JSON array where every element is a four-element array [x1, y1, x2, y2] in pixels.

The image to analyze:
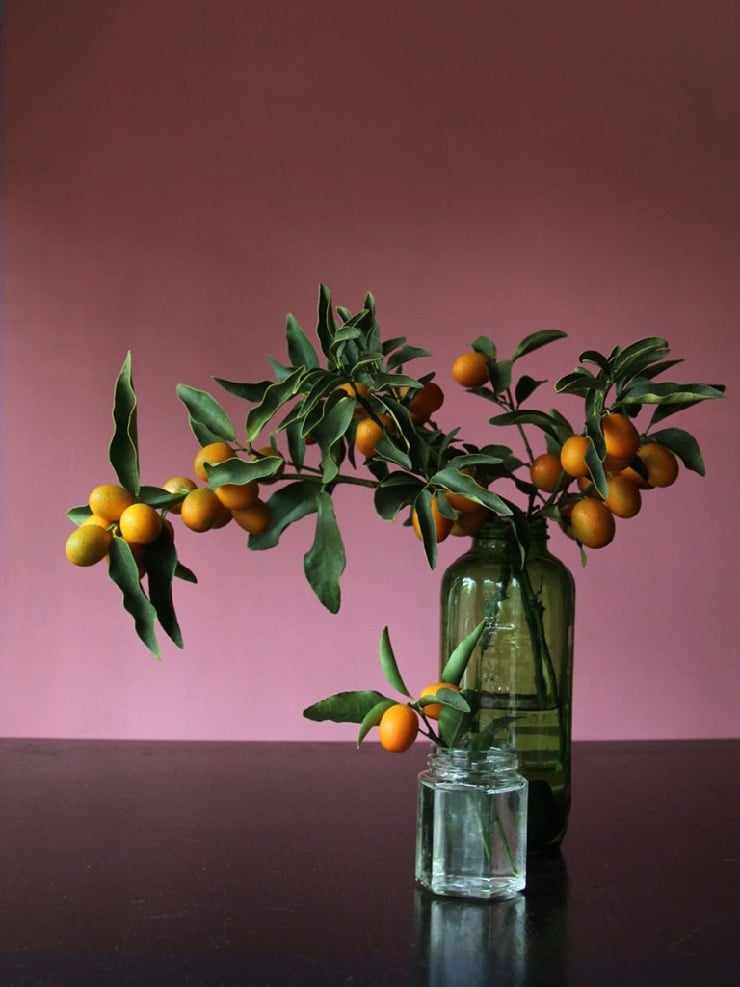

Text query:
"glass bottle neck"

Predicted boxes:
[[472, 516, 549, 553]]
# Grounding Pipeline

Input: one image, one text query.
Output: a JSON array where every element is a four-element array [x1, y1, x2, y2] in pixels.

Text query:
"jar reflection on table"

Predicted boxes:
[[413, 853, 569, 987]]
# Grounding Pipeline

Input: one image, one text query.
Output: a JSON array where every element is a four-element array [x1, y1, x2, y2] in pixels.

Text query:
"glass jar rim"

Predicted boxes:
[[428, 744, 520, 774]]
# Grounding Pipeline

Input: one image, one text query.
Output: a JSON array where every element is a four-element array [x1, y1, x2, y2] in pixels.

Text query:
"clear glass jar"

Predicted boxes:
[[415, 746, 528, 900], [440, 517, 575, 854]]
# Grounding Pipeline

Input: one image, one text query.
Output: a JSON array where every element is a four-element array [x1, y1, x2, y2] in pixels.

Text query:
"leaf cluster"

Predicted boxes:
[[66, 355, 197, 658], [66, 285, 726, 657], [302, 621, 510, 750]]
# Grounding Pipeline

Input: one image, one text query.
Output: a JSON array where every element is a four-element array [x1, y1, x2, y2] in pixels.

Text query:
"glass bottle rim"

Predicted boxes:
[[473, 515, 548, 542]]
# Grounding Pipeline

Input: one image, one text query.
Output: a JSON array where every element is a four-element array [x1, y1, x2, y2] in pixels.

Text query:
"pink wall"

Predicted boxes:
[[2, 1, 738, 741]]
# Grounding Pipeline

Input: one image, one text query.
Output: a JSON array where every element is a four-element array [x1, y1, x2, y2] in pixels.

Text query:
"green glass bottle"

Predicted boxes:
[[440, 517, 575, 854]]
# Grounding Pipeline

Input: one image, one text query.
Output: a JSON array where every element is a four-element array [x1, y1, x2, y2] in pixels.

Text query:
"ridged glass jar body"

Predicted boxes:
[[415, 747, 528, 899], [440, 518, 575, 853]]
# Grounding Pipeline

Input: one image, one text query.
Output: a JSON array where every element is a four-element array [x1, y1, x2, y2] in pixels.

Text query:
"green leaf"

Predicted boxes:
[[107, 537, 160, 658], [431, 467, 513, 516], [649, 427, 706, 475], [469, 714, 519, 751], [109, 352, 140, 495], [143, 528, 183, 648], [490, 359, 512, 395], [584, 435, 608, 497], [138, 485, 179, 509], [205, 456, 278, 487], [303, 689, 389, 723], [514, 375, 545, 405], [174, 561, 198, 583], [386, 344, 432, 370], [621, 380, 726, 405], [490, 409, 568, 443], [512, 329, 567, 361], [285, 419, 306, 471], [176, 384, 236, 442], [357, 699, 396, 746], [554, 368, 597, 396], [379, 626, 412, 697], [303, 491, 346, 612], [246, 367, 305, 440], [611, 337, 670, 379], [629, 357, 683, 382], [438, 704, 470, 747], [411, 488, 438, 569], [578, 349, 611, 375], [249, 481, 320, 550], [214, 378, 272, 403], [471, 336, 496, 360], [440, 620, 486, 684], [311, 393, 357, 484], [285, 313, 319, 369], [67, 504, 93, 525], [316, 283, 336, 360], [374, 472, 424, 521], [417, 688, 471, 714]]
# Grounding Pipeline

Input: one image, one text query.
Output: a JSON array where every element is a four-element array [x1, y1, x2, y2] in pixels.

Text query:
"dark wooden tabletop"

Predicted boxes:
[[0, 739, 737, 986]]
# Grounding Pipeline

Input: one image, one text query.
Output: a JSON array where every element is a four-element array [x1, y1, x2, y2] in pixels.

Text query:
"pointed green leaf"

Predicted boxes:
[[514, 374, 546, 405], [303, 689, 389, 724], [440, 620, 486, 684], [637, 358, 684, 381], [417, 688, 471, 714], [249, 481, 320, 550], [431, 467, 513, 517], [285, 419, 306, 471], [379, 626, 412, 697], [109, 352, 140, 495], [621, 380, 725, 405], [611, 337, 670, 378], [554, 368, 597, 396], [578, 349, 611, 375], [438, 704, 471, 747], [385, 344, 432, 370], [649, 427, 706, 475], [316, 283, 336, 360], [138, 485, 180, 509], [311, 393, 357, 484], [107, 537, 160, 658], [303, 491, 346, 612], [469, 715, 519, 751], [357, 699, 396, 746], [176, 384, 236, 442], [143, 528, 183, 648], [285, 313, 319, 369], [374, 472, 424, 521], [490, 409, 570, 442], [246, 367, 305, 440], [411, 488, 438, 569], [174, 561, 198, 583], [471, 336, 497, 360], [67, 504, 93, 525], [490, 359, 512, 395], [214, 377, 272, 403], [512, 329, 567, 361], [205, 456, 279, 486], [584, 436, 608, 497]]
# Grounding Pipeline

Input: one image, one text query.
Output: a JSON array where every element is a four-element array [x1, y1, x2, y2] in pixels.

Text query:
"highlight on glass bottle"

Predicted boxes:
[[415, 746, 528, 900], [440, 517, 575, 854]]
